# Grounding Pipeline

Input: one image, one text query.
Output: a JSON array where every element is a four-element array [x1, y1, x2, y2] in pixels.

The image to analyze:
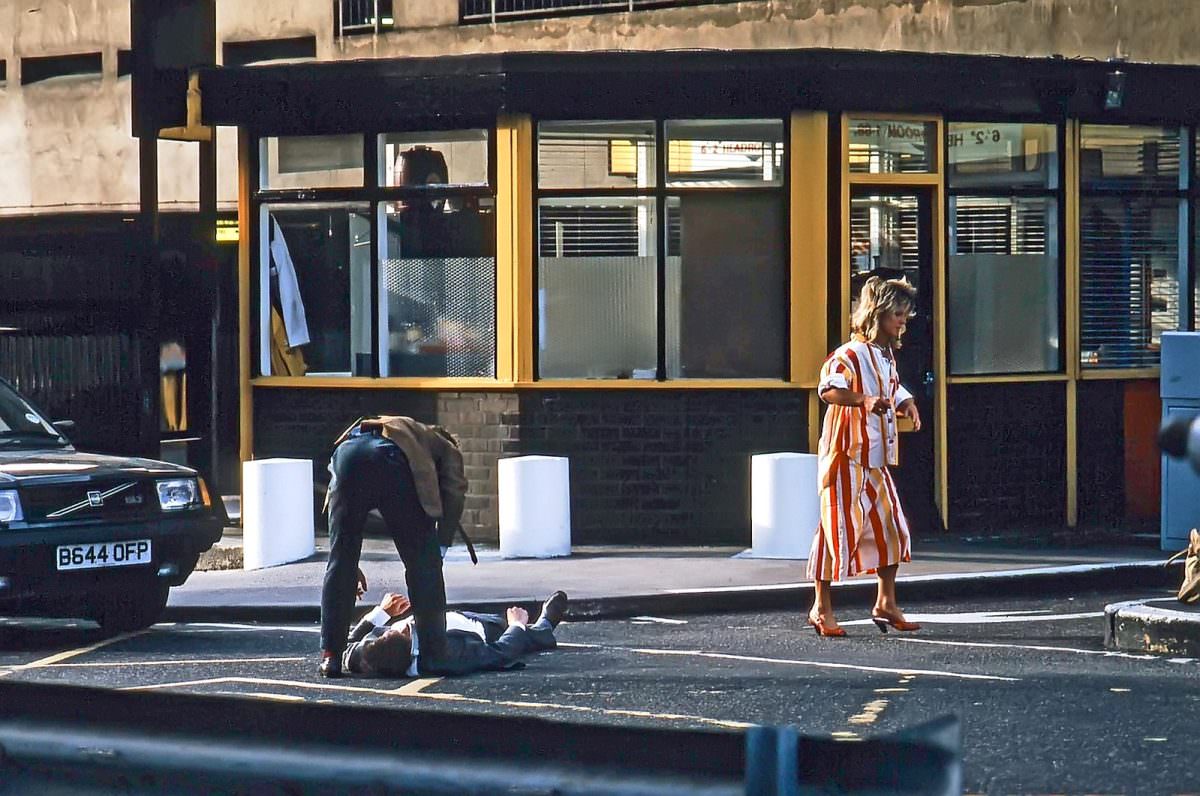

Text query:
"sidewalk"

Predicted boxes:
[[166, 528, 1180, 623]]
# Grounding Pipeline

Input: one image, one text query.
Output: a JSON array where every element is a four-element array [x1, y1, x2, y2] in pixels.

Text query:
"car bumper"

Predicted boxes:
[[0, 513, 222, 613]]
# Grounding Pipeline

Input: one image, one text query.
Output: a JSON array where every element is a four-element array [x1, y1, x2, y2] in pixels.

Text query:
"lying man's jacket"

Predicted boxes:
[[343, 607, 556, 678], [331, 415, 470, 554]]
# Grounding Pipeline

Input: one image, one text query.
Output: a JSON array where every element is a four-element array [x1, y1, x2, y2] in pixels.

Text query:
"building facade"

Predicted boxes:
[[5, 0, 1200, 544]]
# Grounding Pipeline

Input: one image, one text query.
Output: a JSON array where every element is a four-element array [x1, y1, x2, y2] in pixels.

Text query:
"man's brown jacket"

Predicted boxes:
[[332, 416, 469, 552]]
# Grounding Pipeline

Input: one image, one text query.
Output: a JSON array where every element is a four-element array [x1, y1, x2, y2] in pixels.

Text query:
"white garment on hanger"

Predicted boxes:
[[271, 217, 311, 347]]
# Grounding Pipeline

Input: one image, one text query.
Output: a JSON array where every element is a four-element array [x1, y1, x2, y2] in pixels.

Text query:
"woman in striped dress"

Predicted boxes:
[[806, 277, 922, 637]]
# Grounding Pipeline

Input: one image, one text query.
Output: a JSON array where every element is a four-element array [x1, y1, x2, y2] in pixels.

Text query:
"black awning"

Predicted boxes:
[[199, 48, 1200, 135]]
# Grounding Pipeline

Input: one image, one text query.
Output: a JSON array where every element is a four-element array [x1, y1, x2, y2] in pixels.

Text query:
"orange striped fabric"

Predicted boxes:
[[806, 339, 912, 582], [806, 456, 910, 581]]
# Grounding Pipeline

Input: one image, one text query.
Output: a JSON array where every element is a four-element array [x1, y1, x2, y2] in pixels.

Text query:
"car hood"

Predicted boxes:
[[0, 448, 195, 485]]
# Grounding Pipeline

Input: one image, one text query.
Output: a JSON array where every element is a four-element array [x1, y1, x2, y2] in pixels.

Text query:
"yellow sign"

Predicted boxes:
[[216, 219, 239, 243]]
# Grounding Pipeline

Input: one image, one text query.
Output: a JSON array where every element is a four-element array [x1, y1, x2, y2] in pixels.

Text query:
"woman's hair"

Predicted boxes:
[[851, 276, 917, 346], [360, 630, 413, 677]]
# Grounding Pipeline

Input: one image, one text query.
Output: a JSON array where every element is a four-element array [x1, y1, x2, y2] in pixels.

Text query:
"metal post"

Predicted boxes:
[[491, 0, 497, 25], [744, 725, 800, 796], [374, 0, 380, 33]]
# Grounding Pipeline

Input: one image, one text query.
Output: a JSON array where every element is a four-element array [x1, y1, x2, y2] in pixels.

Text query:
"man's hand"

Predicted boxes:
[[381, 592, 411, 618], [506, 606, 529, 627], [356, 568, 368, 600], [898, 399, 922, 431]]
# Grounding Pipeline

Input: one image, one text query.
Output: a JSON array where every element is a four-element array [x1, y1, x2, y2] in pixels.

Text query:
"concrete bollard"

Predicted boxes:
[[750, 452, 819, 559], [499, 455, 571, 558], [242, 458, 316, 570]]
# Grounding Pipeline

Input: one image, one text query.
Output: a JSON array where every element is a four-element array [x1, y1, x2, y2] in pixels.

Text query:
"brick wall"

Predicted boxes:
[[253, 387, 807, 545], [514, 390, 808, 545], [947, 382, 1066, 529], [252, 389, 516, 543]]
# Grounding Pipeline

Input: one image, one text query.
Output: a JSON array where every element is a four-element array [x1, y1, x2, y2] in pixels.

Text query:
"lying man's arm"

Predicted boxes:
[[347, 592, 411, 644]]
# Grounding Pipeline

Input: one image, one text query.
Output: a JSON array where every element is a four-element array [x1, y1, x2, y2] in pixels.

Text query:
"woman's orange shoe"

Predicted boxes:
[[870, 611, 921, 633], [807, 615, 847, 637]]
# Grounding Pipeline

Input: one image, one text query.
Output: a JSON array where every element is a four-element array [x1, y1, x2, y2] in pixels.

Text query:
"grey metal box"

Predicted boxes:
[[1161, 332, 1200, 400]]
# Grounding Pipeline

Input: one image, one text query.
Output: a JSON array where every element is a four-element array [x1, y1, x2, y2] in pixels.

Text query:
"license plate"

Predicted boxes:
[[56, 540, 152, 571]]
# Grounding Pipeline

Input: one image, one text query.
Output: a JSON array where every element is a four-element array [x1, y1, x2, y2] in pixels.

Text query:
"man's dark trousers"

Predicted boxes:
[[321, 432, 447, 663]]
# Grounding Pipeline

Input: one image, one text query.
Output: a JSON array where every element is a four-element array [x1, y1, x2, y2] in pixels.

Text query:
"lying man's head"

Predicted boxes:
[[360, 624, 413, 676]]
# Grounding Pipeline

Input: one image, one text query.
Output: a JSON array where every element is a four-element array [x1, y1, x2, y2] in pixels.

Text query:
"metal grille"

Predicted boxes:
[[461, 0, 741, 24], [382, 257, 495, 377], [540, 205, 642, 257], [336, 0, 393, 36], [0, 329, 143, 455], [952, 198, 1050, 255], [1080, 196, 1179, 369], [21, 478, 159, 523], [1080, 125, 1182, 191]]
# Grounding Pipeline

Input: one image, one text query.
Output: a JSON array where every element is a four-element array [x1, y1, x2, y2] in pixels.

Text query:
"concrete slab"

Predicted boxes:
[[1105, 598, 1200, 656]]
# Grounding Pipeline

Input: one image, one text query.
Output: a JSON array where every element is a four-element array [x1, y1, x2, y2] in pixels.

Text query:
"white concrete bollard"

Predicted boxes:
[[750, 452, 819, 559], [242, 458, 316, 570], [498, 455, 571, 558]]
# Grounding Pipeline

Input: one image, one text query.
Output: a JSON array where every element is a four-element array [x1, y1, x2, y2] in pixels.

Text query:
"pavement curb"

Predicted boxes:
[[1105, 597, 1200, 656], [164, 559, 1181, 625]]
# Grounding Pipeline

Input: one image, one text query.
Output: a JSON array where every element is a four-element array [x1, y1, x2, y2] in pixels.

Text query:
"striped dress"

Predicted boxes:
[[806, 337, 913, 582]]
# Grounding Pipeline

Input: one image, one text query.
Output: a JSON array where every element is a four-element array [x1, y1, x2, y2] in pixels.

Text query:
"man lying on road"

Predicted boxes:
[[342, 589, 568, 678]]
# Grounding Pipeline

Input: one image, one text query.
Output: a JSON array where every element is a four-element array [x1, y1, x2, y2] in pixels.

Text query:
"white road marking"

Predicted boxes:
[[557, 642, 1018, 681], [840, 609, 1104, 626], [629, 616, 689, 625], [892, 637, 1158, 660], [165, 622, 320, 634], [121, 675, 754, 730]]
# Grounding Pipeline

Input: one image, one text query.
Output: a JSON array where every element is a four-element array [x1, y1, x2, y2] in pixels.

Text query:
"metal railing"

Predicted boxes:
[[336, 0, 394, 36], [460, 0, 742, 25]]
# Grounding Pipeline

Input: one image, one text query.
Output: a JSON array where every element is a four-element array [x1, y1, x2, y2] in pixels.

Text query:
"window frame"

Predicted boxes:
[[249, 128, 501, 386], [531, 117, 791, 383], [943, 120, 1068, 378]]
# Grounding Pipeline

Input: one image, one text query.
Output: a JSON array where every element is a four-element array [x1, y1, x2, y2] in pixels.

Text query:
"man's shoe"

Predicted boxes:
[[538, 591, 569, 627], [318, 651, 343, 679]]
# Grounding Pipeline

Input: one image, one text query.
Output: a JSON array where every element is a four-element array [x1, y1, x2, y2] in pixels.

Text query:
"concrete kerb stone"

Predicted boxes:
[[163, 559, 1182, 625], [1105, 597, 1200, 656]]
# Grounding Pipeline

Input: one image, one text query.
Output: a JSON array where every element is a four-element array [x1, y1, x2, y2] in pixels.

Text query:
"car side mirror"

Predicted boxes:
[[52, 420, 76, 436]]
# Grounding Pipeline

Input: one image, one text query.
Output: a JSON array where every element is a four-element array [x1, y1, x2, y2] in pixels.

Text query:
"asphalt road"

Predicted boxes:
[[1, 587, 1196, 794]]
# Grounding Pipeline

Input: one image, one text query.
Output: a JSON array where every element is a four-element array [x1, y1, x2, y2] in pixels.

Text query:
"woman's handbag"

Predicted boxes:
[[1166, 528, 1200, 604]]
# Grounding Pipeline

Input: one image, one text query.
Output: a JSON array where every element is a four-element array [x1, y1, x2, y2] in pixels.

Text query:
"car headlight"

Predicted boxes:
[[0, 490, 23, 523], [156, 478, 199, 511]]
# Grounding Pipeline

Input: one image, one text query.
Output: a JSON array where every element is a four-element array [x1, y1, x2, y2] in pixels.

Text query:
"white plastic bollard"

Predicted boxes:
[[498, 455, 571, 558], [242, 458, 316, 570], [750, 452, 819, 559]]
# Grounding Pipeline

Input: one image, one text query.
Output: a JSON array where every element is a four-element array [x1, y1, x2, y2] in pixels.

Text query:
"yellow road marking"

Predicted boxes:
[[0, 630, 147, 677], [45, 656, 307, 668], [395, 677, 441, 695]]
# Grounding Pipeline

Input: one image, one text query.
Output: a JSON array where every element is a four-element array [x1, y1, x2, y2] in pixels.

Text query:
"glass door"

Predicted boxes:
[[849, 189, 939, 533]]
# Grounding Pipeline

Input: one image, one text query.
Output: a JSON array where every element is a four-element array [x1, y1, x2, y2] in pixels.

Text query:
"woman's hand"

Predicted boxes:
[[862, 395, 891, 416], [897, 399, 922, 431]]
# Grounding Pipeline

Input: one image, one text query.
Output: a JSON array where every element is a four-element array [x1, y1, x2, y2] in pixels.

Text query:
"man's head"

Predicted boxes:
[[360, 624, 413, 676]]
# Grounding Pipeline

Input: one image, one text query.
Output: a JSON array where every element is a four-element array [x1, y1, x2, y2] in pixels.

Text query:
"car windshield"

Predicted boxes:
[[0, 382, 67, 447]]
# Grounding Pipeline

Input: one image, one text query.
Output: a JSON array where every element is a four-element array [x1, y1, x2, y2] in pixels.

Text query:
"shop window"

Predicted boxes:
[[259, 203, 372, 377], [537, 121, 656, 190], [665, 119, 783, 188], [1081, 125, 1183, 191], [948, 197, 1061, 374], [1080, 197, 1180, 369], [537, 197, 657, 379], [535, 118, 787, 380], [665, 194, 786, 378], [1078, 124, 1185, 370], [380, 199, 496, 377], [260, 135, 364, 190], [848, 117, 937, 174], [947, 123, 1058, 190], [380, 130, 489, 188]]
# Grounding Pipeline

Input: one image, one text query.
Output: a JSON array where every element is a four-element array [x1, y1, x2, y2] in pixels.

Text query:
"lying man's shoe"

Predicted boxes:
[[539, 591, 569, 627], [318, 651, 343, 678]]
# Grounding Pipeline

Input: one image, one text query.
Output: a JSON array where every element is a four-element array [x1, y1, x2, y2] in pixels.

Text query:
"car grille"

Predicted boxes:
[[21, 479, 159, 523]]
